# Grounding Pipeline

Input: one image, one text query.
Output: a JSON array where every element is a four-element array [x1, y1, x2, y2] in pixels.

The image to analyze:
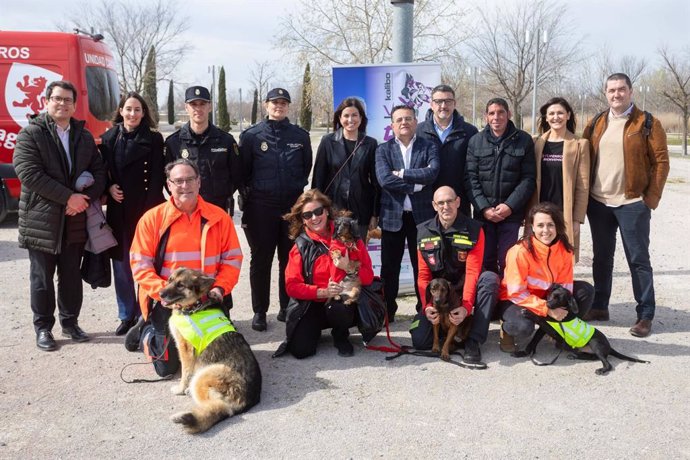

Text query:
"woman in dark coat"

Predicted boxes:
[[311, 97, 380, 240], [99, 92, 165, 335]]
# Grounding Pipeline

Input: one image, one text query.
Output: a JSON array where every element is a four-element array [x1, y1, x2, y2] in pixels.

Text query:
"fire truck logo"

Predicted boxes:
[[5, 63, 63, 127], [398, 73, 432, 109], [12, 75, 48, 113]]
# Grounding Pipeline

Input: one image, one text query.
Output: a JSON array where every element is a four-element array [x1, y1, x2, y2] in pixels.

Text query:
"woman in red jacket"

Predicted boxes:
[[498, 202, 594, 350], [274, 189, 374, 359]]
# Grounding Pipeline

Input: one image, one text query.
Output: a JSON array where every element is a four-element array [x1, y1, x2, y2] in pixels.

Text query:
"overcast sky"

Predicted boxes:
[[2, 0, 688, 99]]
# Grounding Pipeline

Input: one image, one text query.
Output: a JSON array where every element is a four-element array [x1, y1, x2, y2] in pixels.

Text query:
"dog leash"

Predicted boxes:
[[119, 336, 175, 384], [526, 323, 567, 367]]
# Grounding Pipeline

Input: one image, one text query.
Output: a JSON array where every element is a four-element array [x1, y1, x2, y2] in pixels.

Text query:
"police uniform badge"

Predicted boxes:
[[181, 149, 189, 159], [195, 88, 200, 96], [260, 141, 268, 152], [278, 89, 284, 95]]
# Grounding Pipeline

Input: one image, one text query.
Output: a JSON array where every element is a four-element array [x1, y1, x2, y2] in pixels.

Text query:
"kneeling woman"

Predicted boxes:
[[274, 189, 374, 359], [499, 202, 594, 348]]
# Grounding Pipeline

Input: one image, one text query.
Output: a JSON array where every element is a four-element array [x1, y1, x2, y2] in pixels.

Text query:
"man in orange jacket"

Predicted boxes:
[[126, 159, 242, 376], [411, 186, 499, 367]]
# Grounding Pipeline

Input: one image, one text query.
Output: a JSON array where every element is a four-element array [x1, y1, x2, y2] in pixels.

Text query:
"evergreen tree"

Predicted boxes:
[[217, 66, 230, 132], [142, 45, 159, 124], [251, 89, 258, 124], [300, 62, 312, 131], [167, 79, 175, 125]]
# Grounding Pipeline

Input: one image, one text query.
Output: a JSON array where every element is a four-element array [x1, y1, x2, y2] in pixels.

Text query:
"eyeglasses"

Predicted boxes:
[[168, 176, 198, 186], [49, 96, 74, 105], [393, 116, 415, 124], [301, 206, 325, 220], [434, 198, 457, 207], [432, 98, 455, 106]]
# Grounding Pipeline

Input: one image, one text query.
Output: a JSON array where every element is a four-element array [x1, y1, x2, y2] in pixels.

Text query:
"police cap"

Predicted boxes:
[[266, 87, 291, 103], [185, 86, 211, 103]]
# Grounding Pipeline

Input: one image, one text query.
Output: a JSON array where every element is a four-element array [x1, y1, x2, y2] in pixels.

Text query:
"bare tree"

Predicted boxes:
[[249, 60, 276, 119], [658, 46, 690, 156], [65, 0, 191, 93], [276, 0, 468, 72], [584, 50, 649, 106], [466, 0, 583, 126]]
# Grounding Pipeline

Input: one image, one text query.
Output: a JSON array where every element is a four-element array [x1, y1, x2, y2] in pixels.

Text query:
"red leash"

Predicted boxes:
[[365, 310, 409, 353]]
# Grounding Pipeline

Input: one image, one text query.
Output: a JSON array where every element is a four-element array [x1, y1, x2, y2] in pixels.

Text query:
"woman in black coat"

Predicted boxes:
[[311, 97, 380, 240], [99, 92, 165, 335]]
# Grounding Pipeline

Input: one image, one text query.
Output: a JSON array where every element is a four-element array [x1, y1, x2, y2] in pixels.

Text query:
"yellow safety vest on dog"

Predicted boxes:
[[546, 317, 595, 348], [170, 308, 236, 356]]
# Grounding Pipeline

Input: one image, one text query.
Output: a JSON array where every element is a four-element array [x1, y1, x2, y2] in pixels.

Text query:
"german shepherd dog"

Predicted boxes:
[[427, 278, 461, 361], [159, 268, 262, 433], [330, 216, 362, 305], [516, 284, 649, 375]]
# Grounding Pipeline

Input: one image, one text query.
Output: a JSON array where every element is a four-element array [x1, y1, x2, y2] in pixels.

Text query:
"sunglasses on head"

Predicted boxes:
[[301, 206, 325, 220]]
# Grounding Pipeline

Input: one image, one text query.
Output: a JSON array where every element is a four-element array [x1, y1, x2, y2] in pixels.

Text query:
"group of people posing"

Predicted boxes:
[[14, 72, 668, 373]]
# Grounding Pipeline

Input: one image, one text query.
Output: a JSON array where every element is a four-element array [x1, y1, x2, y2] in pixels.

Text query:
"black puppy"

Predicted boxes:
[[515, 284, 649, 375]]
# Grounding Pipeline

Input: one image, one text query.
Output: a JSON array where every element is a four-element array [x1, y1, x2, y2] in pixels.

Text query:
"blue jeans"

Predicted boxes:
[[587, 198, 655, 320], [481, 220, 522, 277], [112, 232, 139, 321]]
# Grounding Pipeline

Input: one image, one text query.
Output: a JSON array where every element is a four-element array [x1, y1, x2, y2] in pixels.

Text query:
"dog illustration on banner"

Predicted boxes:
[[382, 73, 433, 141]]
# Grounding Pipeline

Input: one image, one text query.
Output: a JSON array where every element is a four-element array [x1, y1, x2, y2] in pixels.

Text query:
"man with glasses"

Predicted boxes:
[[127, 159, 242, 376], [375, 105, 439, 321], [410, 186, 499, 366], [416, 85, 478, 216], [14, 80, 106, 351]]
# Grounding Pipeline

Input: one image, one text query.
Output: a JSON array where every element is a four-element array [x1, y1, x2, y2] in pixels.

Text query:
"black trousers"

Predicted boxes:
[[499, 280, 595, 341], [242, 199, 293, 314], [410, 271, 500, 349], [380, 212, 421, 317], [288, 301, 357, 359], [28, 242, 85, 333]]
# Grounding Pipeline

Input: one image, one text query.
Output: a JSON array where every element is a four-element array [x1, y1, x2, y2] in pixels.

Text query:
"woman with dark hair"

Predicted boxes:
[[311, 97, 380, 240], [273, 189, 375, 359], [99, 92, 165, 335], [498, 202, 594, 351], [528, 97, 590, 261]]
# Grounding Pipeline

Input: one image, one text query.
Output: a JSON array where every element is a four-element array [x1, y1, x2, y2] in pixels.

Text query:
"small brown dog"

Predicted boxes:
[[159, 267, 261, 434], [330, 216, 362, 305], [427, 278, 461, 361]]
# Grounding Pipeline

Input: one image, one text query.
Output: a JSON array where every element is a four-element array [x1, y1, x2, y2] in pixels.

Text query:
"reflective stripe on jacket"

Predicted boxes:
[[130, 196, 242, 319], [170, 308, 236, 356], [546, 317, 594, 348], [499, 236, 573, 317]]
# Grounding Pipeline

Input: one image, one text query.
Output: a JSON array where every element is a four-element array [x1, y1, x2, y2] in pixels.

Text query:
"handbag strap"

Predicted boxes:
[[323, 137, 364, 195]]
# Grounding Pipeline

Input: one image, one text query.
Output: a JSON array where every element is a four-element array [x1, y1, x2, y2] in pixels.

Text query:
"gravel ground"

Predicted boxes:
[[1, 152, 689, 459]]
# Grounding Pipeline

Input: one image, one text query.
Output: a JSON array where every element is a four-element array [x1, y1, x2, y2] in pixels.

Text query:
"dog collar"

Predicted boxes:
[[181, 295, 221, 315]]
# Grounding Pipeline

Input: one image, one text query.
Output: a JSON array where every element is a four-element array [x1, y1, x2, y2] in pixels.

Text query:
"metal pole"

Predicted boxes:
[[472, 66, 477, 126], [391, 0, 414, 62]]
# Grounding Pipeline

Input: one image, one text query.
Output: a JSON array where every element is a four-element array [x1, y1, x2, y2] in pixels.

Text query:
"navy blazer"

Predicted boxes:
[[375, 136, 439, 232]]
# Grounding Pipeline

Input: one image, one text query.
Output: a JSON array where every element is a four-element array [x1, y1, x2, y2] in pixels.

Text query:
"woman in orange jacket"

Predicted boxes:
[[498, 202, 594, 349]]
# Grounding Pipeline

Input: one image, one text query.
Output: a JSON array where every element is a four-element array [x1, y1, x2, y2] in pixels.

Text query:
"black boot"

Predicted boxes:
[[252, 312, 267, 331]]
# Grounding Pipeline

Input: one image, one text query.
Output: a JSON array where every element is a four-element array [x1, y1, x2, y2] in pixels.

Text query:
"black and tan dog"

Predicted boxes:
[[427, 278, 463, 361], [159, 268, 262, 433], [516, 284, 649, 375], [330, 215, 362, 305]]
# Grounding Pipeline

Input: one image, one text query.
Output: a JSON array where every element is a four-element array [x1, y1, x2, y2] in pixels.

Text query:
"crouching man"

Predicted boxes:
[[410, 186, 499, 367], [126, 159, 242, 376]]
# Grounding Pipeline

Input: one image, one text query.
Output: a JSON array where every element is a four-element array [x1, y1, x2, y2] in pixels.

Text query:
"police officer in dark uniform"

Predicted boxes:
[[411, 186, 499, 367], [165, 85, 241, 213], [165, 85, 240, 315], [239, 87, 312, 331]]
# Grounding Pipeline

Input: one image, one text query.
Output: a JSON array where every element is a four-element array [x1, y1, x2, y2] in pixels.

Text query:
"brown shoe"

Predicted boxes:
[[582, 309, 610, 322], [630, 319, 652, 337], [499, 321, 516, 353]]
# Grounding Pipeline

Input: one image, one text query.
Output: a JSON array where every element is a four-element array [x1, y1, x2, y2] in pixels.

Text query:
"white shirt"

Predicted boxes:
[[394, 135, 422, 211], [55, 123, 72, 171]]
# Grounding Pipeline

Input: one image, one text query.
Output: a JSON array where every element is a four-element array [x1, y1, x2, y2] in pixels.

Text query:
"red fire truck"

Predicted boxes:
[[0, 30, 120, 222]]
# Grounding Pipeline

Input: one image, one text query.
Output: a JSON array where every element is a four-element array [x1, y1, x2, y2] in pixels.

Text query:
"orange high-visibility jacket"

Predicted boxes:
[[499, 236, 573, 317], [130, 196, 242, 319]]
